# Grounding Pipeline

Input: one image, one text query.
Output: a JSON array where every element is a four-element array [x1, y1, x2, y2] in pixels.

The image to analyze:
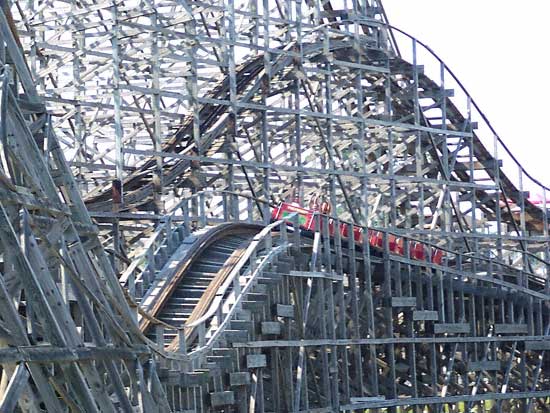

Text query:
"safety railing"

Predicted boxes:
[[119, 190, 268, 300], [386, 24, 550, 281], [146, 212, 300, 365], [130, 207, 550, 385], [385, 23, 550, 237]]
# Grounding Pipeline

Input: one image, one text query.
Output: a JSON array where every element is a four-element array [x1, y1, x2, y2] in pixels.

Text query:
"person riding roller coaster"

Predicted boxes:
[[308, 193, 332, 215], [271, 191, 444, 265]]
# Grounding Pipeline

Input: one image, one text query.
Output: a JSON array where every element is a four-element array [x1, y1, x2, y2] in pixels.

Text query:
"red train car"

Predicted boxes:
[[271, 202, 443, 265]]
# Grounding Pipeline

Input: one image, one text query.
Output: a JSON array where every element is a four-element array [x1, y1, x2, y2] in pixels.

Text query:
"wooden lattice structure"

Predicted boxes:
[[0, 0, 549, 411]]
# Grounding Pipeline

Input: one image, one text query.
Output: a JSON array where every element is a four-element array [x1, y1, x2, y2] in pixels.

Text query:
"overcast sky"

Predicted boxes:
[[382, 0, 550, 192]]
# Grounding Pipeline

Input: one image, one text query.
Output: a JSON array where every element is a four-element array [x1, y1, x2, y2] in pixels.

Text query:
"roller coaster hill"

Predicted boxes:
[[0, 0, 549, 412]]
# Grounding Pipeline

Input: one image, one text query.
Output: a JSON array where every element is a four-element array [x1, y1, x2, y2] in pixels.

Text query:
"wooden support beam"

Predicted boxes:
[[0, 364, 30, 413]]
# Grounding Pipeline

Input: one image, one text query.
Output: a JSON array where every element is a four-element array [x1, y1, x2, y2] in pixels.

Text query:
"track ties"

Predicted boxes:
[[150, 233, 253, 346]]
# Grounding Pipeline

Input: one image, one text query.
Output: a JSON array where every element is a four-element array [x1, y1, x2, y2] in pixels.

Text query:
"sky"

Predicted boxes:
[[382, 0, 550, 193]]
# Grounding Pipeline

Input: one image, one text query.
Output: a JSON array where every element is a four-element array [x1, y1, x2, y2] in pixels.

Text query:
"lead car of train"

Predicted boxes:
[[271, 201, 444, 265]]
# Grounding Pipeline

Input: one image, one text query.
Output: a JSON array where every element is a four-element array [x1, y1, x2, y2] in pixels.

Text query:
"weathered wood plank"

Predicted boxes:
[[391, 297, 417, 307], [261, 321, 281, 335], [434, 323, 471, 334], [0, 346, 150, 364], [525, 340, 550, 351], [413, 310, 439, 321], [0, 363, 30, 413], [350, 396, 386, 404], [210, 391, 235, 407], [230, 372, 251, 386], [494, 324, 528, 334], [180, 372, 209, 387], [289, 270, 343, 281], [467, 361, 501, 371], [275, 304, 294, 318], [246, 354, 267, 369]]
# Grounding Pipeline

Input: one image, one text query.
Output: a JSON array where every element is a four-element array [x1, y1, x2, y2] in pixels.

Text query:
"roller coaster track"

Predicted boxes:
[[1, 0, 550, 412], [82, 40, 546, 233], [138, 224, 261, 345], [123, 210, 550, 411]]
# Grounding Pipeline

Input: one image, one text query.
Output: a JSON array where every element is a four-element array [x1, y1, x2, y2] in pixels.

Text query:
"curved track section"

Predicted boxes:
[[85, 46, 539, 227], [5, 0, 550, 411], [81, 35, 549, 268], [138, 223, 261, 347], [136, 218, 550, 412]]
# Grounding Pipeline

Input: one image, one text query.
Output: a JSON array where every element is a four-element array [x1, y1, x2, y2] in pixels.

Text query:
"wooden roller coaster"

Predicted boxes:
[[0, 0, 549, 412]]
